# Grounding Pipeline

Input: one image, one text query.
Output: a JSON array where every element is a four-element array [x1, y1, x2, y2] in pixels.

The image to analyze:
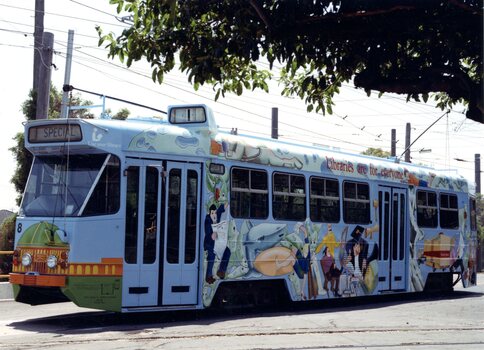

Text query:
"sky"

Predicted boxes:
[[0, 0, 482, 212]]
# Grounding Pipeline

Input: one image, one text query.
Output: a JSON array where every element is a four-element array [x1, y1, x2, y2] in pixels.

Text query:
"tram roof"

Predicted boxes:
[[24, 104, 472, 193]]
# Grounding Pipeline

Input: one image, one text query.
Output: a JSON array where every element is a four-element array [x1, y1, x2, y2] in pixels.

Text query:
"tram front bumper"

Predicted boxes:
[[9, 273, 66, 287]]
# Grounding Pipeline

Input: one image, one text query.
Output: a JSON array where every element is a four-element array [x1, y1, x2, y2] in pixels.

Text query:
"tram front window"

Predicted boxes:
[[21, 154, 120, 217]]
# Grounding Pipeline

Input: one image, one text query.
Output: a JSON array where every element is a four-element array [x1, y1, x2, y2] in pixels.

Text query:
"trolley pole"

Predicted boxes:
[[61, 30, 75, 119]]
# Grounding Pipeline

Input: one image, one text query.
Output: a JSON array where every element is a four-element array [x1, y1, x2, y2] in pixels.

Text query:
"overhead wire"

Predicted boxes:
[[63, 46, 373, 148], [7, 3, 468, 156], [63, 46, 482, 169], [9, 0, 479, 176], [68, 0, 121, 19], [0, 3, 129, 28]]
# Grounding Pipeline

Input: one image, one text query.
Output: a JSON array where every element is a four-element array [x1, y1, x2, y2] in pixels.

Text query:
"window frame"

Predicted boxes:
[[230, 167, 269, 219], [272, 172, 306, 221], [439, 192, 459, 229], [309, 176, 340, 223], [416, 190, 438, 228], [342, 180, 370, 224]]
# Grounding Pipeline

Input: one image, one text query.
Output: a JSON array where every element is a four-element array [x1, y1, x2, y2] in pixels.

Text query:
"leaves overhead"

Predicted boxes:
[[98, 0, 483, 122]]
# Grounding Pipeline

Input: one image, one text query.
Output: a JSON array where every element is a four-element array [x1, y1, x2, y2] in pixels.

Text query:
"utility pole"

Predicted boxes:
[[391, 128, 396, 157], [404, 123, 411, 163], [61, 30, 75, 118], [271, 107, 278, 139], [33, 0, 45, 92], [476, 154, 481, 194], [35, 32, 54, 120]]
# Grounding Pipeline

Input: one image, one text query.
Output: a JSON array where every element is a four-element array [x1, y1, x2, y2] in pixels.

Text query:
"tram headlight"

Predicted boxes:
[[47, 255, 58, 269], [21, 253, 32, 267]]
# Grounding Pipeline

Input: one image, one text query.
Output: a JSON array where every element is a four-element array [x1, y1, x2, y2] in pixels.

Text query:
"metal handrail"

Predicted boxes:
[[0, 250, 13, 279]]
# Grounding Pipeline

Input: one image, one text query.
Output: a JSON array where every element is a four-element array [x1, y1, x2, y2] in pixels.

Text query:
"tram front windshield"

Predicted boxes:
[[21, 154, 120, 217]]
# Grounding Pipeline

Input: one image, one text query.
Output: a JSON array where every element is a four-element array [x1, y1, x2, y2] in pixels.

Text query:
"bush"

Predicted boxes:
[[0, 213, 16, 276]]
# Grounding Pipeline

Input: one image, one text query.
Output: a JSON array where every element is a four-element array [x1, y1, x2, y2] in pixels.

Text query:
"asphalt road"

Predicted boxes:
[[0, 277, 483, 350]]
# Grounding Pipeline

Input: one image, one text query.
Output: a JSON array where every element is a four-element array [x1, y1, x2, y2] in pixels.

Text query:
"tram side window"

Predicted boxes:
[[83, 156, 120, 216], [143, 167, 159, 264], [185, 170, 199, 264], [167, 169, 182, 264], [273, 172, 306, 221], [440, 193, 458, 229], [310, 177, 340, 223], [416, 190, 437, 228], [125, 166, 140, 264], [230, 167, 268, 219], [470, 198, 477, 231], [343, 181, 370, 224]]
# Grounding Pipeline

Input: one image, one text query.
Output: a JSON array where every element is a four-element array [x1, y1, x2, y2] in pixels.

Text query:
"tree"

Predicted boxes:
[[104, 107, 131, 120], [97, 0, 483, 123], [361, 147, 391, 158], [0, 213, 16, 251]]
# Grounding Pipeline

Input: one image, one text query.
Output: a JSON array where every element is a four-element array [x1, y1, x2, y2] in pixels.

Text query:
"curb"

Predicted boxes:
[[0, 282, 13, 300]]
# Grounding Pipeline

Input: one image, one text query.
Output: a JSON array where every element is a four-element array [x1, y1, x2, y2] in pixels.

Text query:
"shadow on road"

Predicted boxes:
[[8, 288, 483, 335]]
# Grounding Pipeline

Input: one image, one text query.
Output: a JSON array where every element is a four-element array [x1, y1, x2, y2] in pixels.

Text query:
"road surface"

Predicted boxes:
[[0, 278, 483, 350]]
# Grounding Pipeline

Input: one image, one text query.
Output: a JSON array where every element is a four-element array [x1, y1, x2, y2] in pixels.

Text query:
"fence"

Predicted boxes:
[[0, 251, 13, 280]]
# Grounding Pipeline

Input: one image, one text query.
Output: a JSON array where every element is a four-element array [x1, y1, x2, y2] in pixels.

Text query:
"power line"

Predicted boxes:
[[68, 0, 120, 19], [64, 47, 482, 163], [4, 4, 476, 171], [0, 18, 101, 40], [0, 3, 129, 28], [63, 47, 369, 148], [0, 42, 31, 49], [0, 27, 31, 35]]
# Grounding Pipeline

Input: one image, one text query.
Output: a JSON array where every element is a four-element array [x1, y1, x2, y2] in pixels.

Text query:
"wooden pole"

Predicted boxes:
[[35, 32, 54, 120], [33, 0, 44, 92]]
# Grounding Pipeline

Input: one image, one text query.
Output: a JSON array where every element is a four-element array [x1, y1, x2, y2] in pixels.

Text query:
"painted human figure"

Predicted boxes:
[[204, 203, 231, 284], [345, 226, 368, 276], [320, 246, 342, 297], [344, 225, 378, 295], [291, 223, 319, 300]]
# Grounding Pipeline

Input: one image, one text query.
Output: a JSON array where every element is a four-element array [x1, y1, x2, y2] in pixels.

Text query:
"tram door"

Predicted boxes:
[[378, 186, 408, 291], [123, 161, 162, 307], [161, 162, 201, 305]]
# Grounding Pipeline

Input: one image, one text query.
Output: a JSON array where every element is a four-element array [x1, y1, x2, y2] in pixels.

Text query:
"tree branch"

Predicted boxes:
[[249, 0, 271, 29]]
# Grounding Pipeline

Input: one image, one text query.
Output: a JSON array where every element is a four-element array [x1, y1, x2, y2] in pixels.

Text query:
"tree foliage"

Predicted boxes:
[[361, 147, 391, 158], [98, 0, 483, 122], [0, 213, 16, 252], [0, 213, 15, 275], [105, 107, 131, 120]]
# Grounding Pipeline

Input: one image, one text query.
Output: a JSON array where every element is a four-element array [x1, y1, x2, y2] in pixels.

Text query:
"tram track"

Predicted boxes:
[[1, 282, 482, 350], [2, 325, 484, 350]]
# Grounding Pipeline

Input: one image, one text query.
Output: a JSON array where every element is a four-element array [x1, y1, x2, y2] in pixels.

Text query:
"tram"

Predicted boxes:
[[10, 104, 478, 312]]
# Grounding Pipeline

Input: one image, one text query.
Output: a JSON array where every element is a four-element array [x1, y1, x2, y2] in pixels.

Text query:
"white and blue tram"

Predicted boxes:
[[10, 105, 478, 312]]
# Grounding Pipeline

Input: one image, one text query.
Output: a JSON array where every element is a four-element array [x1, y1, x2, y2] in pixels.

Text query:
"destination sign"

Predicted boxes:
[[28, 124, 82, 143]]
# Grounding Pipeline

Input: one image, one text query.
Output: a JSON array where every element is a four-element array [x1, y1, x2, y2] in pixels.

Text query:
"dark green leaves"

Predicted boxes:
[[97, 0, 483, 122]]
